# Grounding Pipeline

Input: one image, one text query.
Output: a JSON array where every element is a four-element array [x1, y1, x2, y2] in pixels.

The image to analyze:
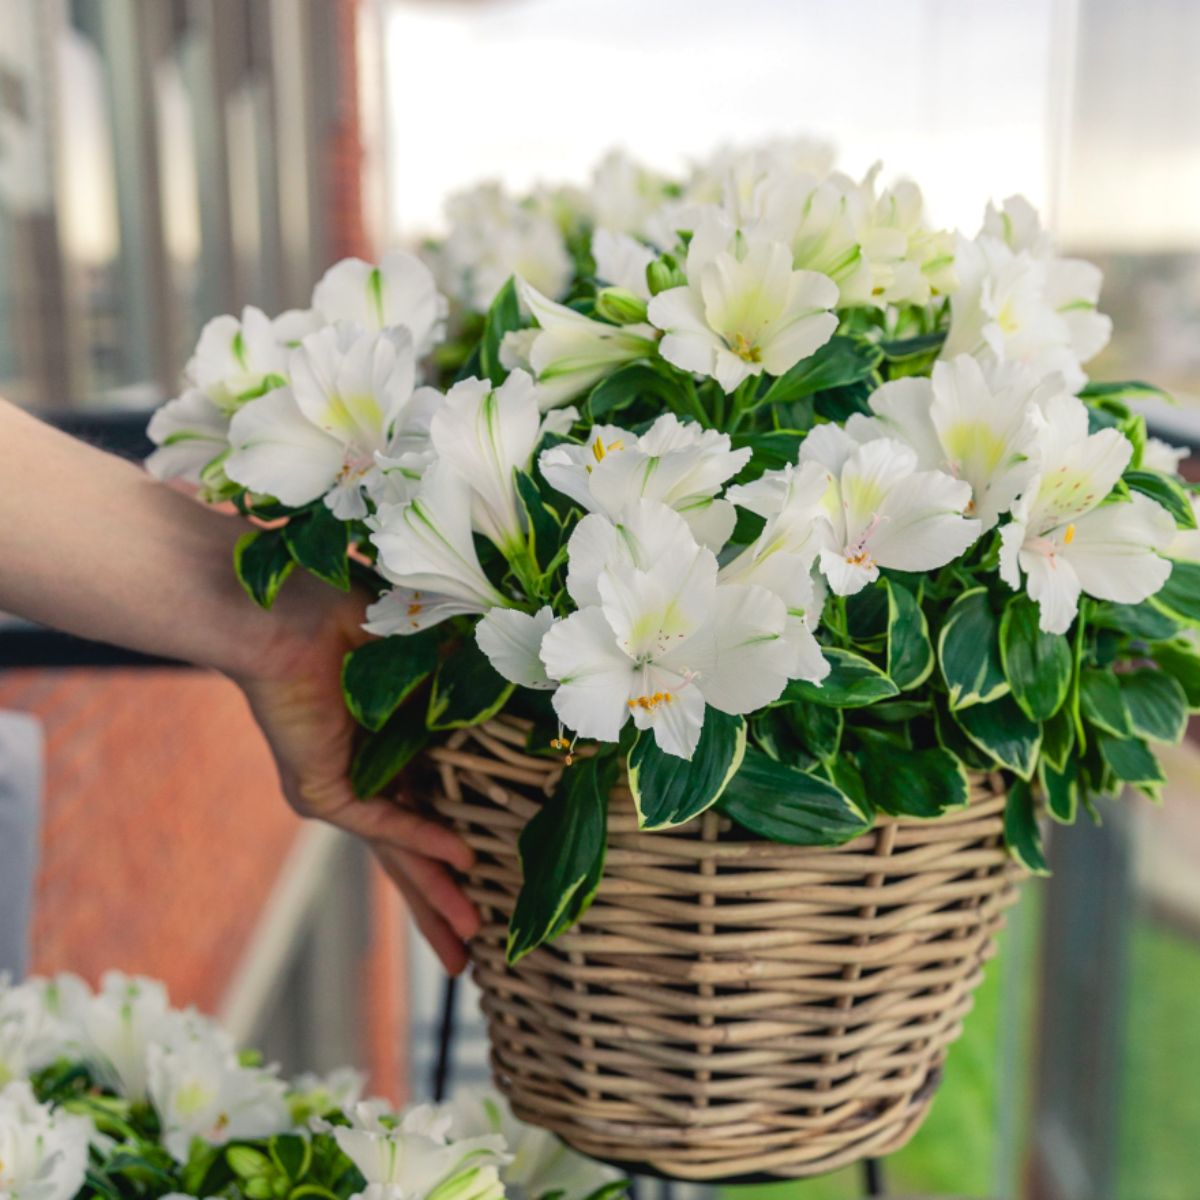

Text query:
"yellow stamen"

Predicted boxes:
[[1063, 523, 1076, 545], [731, 332, 762, 364], [628, 692, 674, 711], [550, 737, 570, 751], [591, 437, 625, 464], [407, 602, 423, 616]]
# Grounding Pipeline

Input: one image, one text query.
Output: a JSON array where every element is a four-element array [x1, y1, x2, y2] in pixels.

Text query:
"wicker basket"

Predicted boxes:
[[428, 716, 1022, 1181]]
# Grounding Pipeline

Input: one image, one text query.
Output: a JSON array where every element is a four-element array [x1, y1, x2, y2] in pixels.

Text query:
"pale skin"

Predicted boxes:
[[0, 399, 478, 973]]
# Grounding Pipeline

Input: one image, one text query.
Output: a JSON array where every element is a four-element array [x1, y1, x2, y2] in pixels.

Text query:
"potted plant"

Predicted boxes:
[[147, 139, 1200, 1180]]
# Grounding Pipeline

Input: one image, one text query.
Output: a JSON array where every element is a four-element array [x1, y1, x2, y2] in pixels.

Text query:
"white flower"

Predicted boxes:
[[846, 355, 1047, 531], [442, 1090, 624, 1200], [647, 213, 838, 393], [438, 183, 573, 312], [0, 977, 87, 1087], [722, 461, 835, 682], [368, 463, 513, 634], [429, 370, 541, 552], [146, 389, 232, 485], [323, 1101, 508, 1200], [74, 972, 175, 1100], [943, 200, 1111, 390], [288, 1067, 366, 1114], [591, 230, 654, 300], [798, 425, 981, 595], [539, 517, 792, 759], [999, 394, 1174, 633], [1142, 437, 1189, 475], [586, 150, 672, 238], [500, 280, 657, 411], [476, 607, 556, 690], [184, 307, 293, 413], [312, 251, 447, 356], [0, 1080, 91, 1200], [226, 324, 427, 518], [538, 414, 749, 551], [147, 1014, 289, 1162]]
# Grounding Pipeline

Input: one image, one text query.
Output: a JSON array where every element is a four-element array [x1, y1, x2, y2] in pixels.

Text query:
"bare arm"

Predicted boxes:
[[0, 399, 477, 972]]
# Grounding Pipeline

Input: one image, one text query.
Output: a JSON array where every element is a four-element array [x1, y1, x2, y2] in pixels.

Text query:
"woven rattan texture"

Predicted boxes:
[[429, 716, 1022, 1181]]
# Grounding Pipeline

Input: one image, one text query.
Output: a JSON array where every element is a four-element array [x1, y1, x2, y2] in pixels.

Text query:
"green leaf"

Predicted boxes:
[[479, 277, 522, 385], [1118, 669, 1188, 744], [628, 710, 746, 829], [857, 730, 970, 818], [1039, 756, 1078, 824], [759, 336, 882, 409], [785, 701, 843, 763], [350, 707, 430, 798], [269, 1134, 310, 1181], [585, 361, 683, 422], [939, 588, 1009, 709], [1078, 379, 1175, 407], [1124, 469, 1196, 528], [1151, 560, 1200, 624], [780, 647, 899, 708], [1004, 778, 1049, 875], [729, 430, 805, 481], [717, 748, 872, 845], [233, 529, 294, 609], [879, 330, 948, 362], [1041, 708, 1075, 773], [953, 694, 1041, 779], [999, 594, 1072, 720], [1090, 601, 1182, 642], [282, 505, 350, 589], [507, 754, 615, 963], [885, 578, 934, 689], [1079, 668, 1132, 736], [515, 469, 561, 573], [427, 639, 515, 731], [1097, 732, 1166, 793], [228, 1148, 273, 1180], [1151, 641, 1200, 708], [341, 633, 438, 731]]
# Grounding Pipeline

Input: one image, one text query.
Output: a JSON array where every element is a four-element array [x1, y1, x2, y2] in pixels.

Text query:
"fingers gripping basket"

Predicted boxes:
[[429, 716, 1023, 1182]]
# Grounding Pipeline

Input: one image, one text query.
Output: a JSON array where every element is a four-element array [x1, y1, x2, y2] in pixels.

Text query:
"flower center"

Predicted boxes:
[[1063, 522, 1076, 545], [591, 437, 625, 464], [628, 691, 674, 711], [730, 332, 762, 363], [338, 453, 374, 484]]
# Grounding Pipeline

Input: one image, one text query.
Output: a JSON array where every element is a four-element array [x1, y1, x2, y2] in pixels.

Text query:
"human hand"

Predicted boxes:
[[232, 575, 479, 974]]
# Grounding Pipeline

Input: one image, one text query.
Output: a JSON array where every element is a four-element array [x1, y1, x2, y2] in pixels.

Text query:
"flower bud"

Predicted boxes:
[[646, 255, 687, 296], [594, 287, 649, 326]]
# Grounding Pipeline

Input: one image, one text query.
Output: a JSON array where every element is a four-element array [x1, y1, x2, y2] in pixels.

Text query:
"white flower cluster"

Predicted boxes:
[[147, 138, 1185, 764], [0, 973, 623, 1200]]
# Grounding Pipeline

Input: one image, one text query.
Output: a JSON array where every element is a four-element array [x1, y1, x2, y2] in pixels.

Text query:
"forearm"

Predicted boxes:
[[0, 399, 292, 679]]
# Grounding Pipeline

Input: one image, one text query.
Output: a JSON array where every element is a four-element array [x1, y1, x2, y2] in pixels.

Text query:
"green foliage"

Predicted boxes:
[[629, 711, 746, 829], [952, 695, 1040, 780], [480, 276, 522, 385], [350, 706, 431, 798], [938, 588, 1009, 709], [885, 578, 934, 690], [1151, 559, 1200, 624], [1003, 778, 1049, 874], [756, 335, 882, 410], [233, 528, 294, 609], [781, 647, 899, 707], [999, 595, 1072, 720], [342, 633, 438, 731], [856, 730, 969, 818], [1124, 469, 1197, 528], [507, 753, 616, 963], [282, 504, 350, 589], [427, 639, 515, 730]]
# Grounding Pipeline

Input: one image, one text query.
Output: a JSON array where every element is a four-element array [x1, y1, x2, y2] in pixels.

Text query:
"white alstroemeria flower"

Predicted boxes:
[[368, 463, 513, 634], [684, 137, 836, 222], [846, 356, 1047, 531], [943, 208, 1111, 390], [429, 370, 541, 553], [999, 395, 1174, 633], [312, 251, 447, 357], [147, 1014, 289, 1162], [184, 307, 293, 413], [721, 460, 835, 682], [647, 212, 838, 393], [540, 528, 792, 759], [146, 389, 232, 485], [592, 230, 654, 300], [439, 182, 573, 312], [73, 972, 177, 1100], [586, 149, 672, 238], [0, 977, 87, 1087], [0, 1080, 91, 1200], [1142, 437, 1189, 475], [476, 607, 556, 691], [500, 280, 657, 411], [798, 426, 981, 595], [226, 324, 425, 517], [321, 1101, 509, 1200], [443, 1089, 625, 1200], [287, 1067, 366, 1117], [538, 414, 750, 551]]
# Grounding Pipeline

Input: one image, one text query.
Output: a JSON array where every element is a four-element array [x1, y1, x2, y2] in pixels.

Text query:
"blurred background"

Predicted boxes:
[[1, 2, 1198, 1198]]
